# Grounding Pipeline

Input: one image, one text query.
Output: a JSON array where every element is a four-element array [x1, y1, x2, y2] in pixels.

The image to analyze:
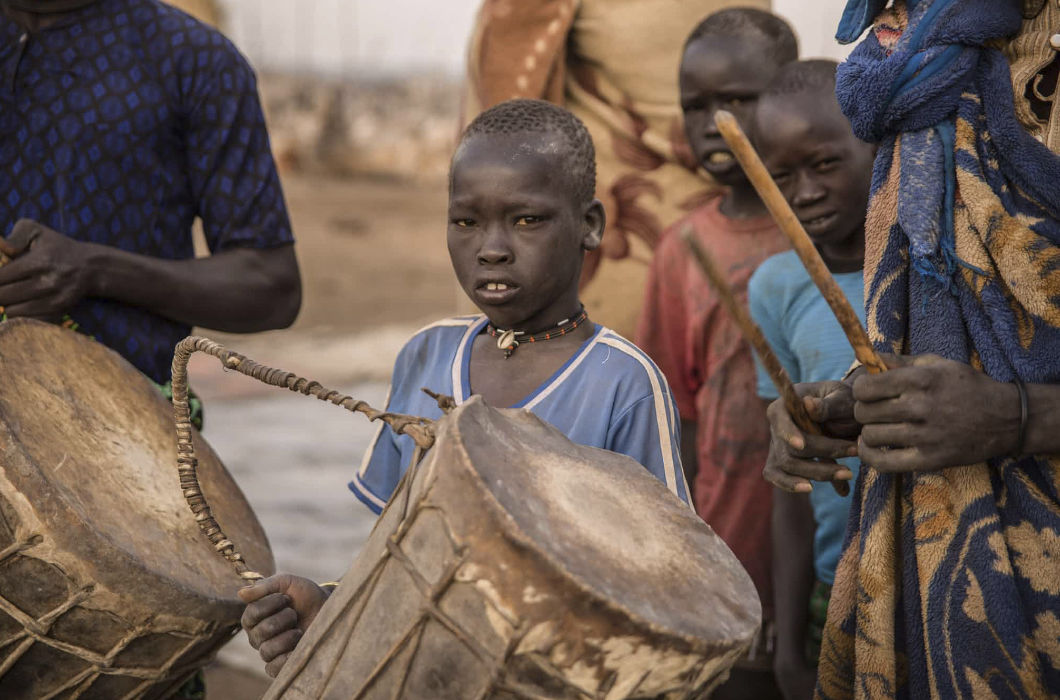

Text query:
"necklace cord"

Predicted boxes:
[[486, 308, 589, 359]]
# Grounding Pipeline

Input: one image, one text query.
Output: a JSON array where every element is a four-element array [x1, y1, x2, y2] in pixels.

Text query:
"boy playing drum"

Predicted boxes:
[[240, 99, 691, 677]]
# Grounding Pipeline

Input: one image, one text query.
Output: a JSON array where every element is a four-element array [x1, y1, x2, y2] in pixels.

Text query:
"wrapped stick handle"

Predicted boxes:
[[171, 336, 437, 582], [714, 110, 887, 375]]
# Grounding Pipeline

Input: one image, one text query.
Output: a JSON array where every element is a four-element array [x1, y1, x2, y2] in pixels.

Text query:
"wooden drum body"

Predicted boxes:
[[0, 320, 274, 698], [268, 396, 760, 700]]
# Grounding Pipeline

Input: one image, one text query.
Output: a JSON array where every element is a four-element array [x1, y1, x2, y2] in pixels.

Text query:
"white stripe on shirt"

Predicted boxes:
[[358, 318, 479, 480], [523, 332, 605, 410], [597, 334, 684, 503], [350, 470, 388, 510], [451, 317, 484, 402]]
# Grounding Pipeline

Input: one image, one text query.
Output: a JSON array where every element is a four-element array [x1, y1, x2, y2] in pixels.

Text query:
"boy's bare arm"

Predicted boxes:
[[772, 486, 817, 700]]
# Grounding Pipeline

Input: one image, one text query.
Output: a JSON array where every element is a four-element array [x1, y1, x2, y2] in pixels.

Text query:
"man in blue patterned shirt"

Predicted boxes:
[[0, 1, 299, 695], [0, 0, 300, 385]]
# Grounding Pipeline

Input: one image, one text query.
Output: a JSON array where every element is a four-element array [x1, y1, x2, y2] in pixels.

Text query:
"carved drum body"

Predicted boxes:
[[0, 320, 273, 699], [267, 397, 760, 700]]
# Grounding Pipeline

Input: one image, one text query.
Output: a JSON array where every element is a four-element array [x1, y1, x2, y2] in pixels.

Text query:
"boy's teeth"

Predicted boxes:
[[709, 152, 734, 164], [486, 283, 509, 291]]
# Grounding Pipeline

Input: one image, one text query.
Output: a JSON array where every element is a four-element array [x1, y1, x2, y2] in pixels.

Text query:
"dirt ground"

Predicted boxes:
[[278, 172, 456, 333], [193, 169, 458, 697], [226, 170, 457, 340], [188, 169, 461, 394]]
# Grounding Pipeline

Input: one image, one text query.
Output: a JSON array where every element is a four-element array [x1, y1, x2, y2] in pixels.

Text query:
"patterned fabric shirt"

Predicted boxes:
[[0, 0, 293, 382], [636, 198, 790, 618], [351, 316, 691, 514]]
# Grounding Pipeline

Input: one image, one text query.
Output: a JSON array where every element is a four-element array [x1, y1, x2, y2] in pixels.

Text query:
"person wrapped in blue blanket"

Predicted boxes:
[[761, 1, 1060, 697]]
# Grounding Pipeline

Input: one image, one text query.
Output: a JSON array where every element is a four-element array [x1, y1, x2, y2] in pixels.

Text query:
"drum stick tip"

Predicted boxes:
[[711, 110, 887, 375]]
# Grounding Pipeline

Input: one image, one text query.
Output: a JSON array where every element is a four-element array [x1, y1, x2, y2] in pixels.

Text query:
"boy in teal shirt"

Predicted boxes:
[[746, 59, 874, 700]]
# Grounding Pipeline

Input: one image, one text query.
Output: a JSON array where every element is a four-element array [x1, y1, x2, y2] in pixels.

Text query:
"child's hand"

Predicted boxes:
[[764, 381, 859, 493], [239, 573, 332, 678]]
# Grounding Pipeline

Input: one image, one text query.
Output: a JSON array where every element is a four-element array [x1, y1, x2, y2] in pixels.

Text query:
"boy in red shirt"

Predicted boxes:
[[635, 8, 796, 698]]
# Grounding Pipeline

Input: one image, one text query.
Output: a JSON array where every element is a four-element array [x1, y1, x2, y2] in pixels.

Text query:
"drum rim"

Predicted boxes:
[[263, 399, 760, 699], [437, 397, 762, 651], [0, 319, 275, 615]]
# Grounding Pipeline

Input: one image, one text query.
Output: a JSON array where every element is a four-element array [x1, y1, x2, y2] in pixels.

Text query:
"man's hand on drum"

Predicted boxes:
[[0, 219, 93, 322], [239, 573, 333, 678]]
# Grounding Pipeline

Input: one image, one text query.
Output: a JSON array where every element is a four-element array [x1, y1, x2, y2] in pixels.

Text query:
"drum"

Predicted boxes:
[[266, 396, 760, 700], [0, 319, 273, 698]]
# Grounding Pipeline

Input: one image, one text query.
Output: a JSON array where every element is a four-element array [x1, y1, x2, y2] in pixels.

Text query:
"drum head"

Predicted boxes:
[[458, 397, 759, 645], [0, 320, 273, 608]]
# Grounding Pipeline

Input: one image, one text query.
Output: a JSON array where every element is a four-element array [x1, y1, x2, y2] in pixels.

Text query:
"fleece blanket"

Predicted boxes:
[[819, 1, 1060, 698]]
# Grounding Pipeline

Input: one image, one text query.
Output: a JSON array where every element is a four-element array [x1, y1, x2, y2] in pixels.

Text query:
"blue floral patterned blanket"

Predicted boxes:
[[819, 1, 1060, 698]]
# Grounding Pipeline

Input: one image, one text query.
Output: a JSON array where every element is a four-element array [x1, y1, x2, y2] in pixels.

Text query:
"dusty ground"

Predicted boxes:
[[277, 172, 456, 333], [188, 170, 459, 394], [191, 170, 458, 697]]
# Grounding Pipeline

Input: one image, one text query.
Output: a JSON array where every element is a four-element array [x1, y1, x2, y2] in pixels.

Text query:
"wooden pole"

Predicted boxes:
[[714, 110, 887, 375], [682, 229, 817, 435], [682, 230, 850, 497]]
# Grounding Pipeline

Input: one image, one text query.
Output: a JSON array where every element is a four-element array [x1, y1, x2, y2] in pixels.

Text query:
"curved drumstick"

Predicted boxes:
[[714, 110, 887, 375], [170, 336, 438, 582], [681, 230, 816, 435], [682, 231, 849, 497]]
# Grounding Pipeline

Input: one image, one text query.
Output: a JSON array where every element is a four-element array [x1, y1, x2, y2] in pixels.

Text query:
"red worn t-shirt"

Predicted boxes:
[[635, 198, 789, 618]]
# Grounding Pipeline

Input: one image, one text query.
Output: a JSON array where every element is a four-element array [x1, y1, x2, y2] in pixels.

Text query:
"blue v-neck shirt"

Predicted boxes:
[[350, 316, 691, 513]]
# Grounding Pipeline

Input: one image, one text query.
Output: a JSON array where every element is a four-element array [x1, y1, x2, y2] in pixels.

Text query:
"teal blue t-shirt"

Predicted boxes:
[[748, 250, 864, 586]]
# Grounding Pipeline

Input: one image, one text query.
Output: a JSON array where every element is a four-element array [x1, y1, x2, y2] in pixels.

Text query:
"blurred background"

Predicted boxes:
[[176, 1, 855, 695]]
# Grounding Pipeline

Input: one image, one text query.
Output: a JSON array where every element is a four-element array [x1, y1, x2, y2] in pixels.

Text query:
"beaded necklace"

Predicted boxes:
[[486, 308, 589, 359]]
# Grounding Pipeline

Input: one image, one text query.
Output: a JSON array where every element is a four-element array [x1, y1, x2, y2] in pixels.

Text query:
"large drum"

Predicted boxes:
[[0, 319, 273, 698], [266, 396, 759, 699]]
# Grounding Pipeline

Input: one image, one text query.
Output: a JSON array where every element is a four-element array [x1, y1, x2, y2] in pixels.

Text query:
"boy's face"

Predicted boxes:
[[447, 133, 603, 331], [679, 36, 778, 186], [755, 92, 875, 249]]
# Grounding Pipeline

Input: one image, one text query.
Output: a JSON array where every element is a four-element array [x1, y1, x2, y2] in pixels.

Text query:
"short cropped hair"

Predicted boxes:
[[459, 99, 596, 206], [762, 59, 839, 99], [684, 8, 799, 66]]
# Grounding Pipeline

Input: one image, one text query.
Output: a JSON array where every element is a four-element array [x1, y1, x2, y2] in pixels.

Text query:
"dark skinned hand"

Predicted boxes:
[[0, 219, 90, 322], [238, 573, 331, 678], [763, 380, 859, 494], [853, 354, 1019, 472]]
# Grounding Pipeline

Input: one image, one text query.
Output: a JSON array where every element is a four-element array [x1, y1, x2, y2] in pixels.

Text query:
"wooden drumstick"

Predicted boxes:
[[682, 230, 850, 497], [714, 110, 887, 375], [681, 229, 818, 437]]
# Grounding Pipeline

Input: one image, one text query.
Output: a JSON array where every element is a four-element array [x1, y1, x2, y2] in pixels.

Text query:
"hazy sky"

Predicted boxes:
[[218, 0, 852, 79]]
